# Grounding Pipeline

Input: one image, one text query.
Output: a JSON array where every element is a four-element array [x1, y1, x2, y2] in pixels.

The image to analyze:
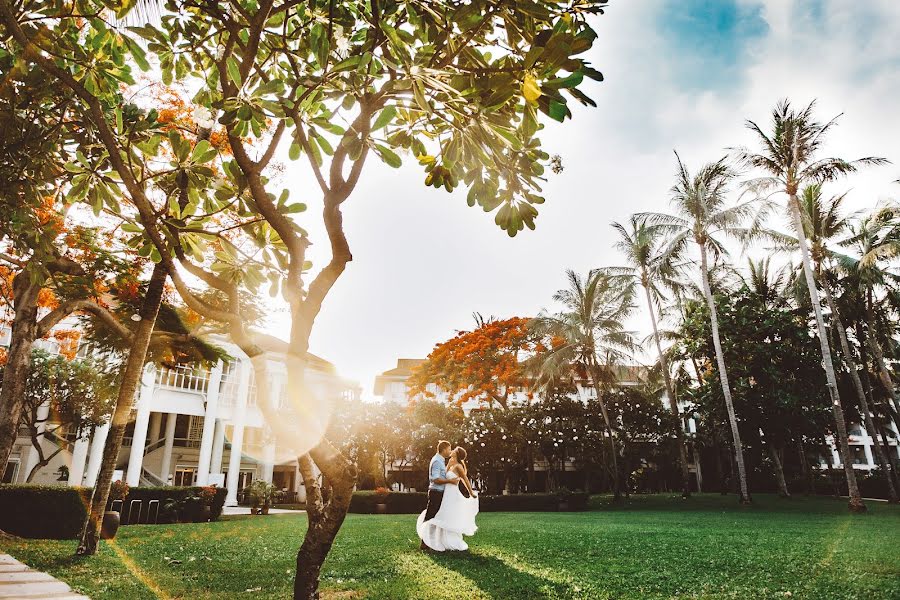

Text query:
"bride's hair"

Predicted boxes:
[[454, 446, 467, 469]]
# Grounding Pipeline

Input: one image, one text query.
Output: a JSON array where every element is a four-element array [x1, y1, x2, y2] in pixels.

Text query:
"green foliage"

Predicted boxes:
[[0, 484, 89, 539], [677, 284, 832, 451], [22, 349, 116, 436]]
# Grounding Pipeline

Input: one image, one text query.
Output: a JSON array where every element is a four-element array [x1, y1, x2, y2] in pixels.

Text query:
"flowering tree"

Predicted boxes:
[[408, 316, 544, 409], [15, 349, 116, 482]]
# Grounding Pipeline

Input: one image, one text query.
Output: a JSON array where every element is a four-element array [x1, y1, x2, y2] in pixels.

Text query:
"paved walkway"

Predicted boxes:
[[0, 554, 89, 599]]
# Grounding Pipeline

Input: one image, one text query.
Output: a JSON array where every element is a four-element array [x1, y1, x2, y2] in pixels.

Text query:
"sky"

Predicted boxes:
[[264, 0, 900, 399]]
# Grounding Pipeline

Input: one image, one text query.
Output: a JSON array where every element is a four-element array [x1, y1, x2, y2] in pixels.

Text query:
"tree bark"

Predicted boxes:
[[76, 263, 168, 555], [864, 289, 900, 425], [820, 278, 898, 503], [797, 441, 814, 496], [699, 245, 750, 503], [642, 282, 691, 497], [788, 194, 865, 513], [294, 442, 357, 599], [0, 273, 42, 473], [589, 373, 621, 501], [766, 442, 790, 498]]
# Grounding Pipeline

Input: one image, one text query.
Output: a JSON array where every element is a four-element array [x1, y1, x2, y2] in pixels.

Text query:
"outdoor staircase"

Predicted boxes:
[[139, 467, 166, 487]]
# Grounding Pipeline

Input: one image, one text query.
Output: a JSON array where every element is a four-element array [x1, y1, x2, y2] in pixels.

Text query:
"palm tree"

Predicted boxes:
[[735, 100, 889, 512], [839, 210, 900, 428], [781, 187, 899, 502], [531, 269, 637, 500], [642, 153, 757, 503], [612, 215, 692, 498]]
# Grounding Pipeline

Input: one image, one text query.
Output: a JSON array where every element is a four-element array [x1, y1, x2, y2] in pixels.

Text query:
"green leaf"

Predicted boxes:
[[372, 105, 397, 130], [376, 145, 402, 168], [191, 140, 213, 162], [288, 142, 301, 161], [547, 99, 568, 123], [226, 56, 242, 88], [121, 35, 150, 71]]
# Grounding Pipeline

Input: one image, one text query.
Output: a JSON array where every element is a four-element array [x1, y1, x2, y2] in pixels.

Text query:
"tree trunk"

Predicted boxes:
[[294, 442, 356, 600], [767, 442, 790, 498], [0, 275, 41, 473], [864, 289, 900, 425], [642, 282, 691, 498], [76, 263, 168, 555], [590, 377, 621, 501], [797, 441, 813, 496], [821, 277, 898, 503], [788, 194, 865, 513], [699, 245, 750, 503]]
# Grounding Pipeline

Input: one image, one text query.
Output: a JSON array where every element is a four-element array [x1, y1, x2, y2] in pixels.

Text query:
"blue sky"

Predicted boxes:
[[659, 0, 768, 90], [266, 0, 900, 397]]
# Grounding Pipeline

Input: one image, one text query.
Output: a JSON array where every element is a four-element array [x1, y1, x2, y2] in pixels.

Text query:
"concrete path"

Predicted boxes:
[[0, 554, 89, 599]]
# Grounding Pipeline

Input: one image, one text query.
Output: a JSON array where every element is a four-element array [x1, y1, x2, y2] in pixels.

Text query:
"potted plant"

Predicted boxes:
[[248, 481, 276, 515], [102, 480, 129, 539], [373, 487, 389, 514], [557, 486, 572, 512]]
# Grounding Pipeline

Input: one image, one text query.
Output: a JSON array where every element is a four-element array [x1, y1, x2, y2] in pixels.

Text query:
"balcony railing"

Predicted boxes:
[[155, 364, 210, 393]]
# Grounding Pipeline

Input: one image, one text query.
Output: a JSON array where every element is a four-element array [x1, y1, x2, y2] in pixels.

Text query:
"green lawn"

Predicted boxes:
[[1, 494, 898, 599]]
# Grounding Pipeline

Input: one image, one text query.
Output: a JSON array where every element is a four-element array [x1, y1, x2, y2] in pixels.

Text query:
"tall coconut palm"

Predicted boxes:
[[531, 269, 637, 500], [734, 100, 889, 512], [612, 215, 692, 498], [773, 186, 899, 502], [642, 153, 759, 504]]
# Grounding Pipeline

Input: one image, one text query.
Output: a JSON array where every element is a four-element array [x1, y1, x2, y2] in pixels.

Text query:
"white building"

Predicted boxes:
[[2, 321, 360, 506]]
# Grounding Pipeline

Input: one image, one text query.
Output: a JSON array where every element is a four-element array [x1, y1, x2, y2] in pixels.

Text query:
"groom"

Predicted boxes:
[[420, 440, 457, 550]]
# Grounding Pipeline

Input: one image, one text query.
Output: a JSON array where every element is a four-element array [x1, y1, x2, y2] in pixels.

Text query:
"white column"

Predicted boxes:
[[126, 366, 155, 487], [85, 422, 110, 487], [262, 437, 275, 483], [225, 359, 251, 506], [210, 418, 226, 475], [148, 412, 162, 446], [67, 434, 90, 487], [830, 438, 841, 467], [22, 400, 52, 480], [159, 413, 177, 485], [195, 360, 224, 486], [863, 442, 875, 468]]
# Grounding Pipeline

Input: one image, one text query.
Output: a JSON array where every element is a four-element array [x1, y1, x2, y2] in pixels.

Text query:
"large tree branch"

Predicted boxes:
[[36, 299, 130, 340]]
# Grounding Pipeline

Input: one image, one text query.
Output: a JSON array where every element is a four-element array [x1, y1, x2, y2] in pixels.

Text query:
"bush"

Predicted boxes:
[[348, 491, 588, 514], [0, 485, 90, 539], [0, 484, 228, 538]]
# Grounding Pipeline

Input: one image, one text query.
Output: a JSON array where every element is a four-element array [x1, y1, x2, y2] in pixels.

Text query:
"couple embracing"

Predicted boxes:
[[416, 440, 480, 552]]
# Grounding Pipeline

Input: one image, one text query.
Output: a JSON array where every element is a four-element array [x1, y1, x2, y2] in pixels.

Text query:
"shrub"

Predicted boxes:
[[0, 485, 90, 539], [347, 491, 588, 514]]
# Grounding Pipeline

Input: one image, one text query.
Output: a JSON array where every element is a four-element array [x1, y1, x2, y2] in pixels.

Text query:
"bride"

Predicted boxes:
[[416, 446, 479, 551]]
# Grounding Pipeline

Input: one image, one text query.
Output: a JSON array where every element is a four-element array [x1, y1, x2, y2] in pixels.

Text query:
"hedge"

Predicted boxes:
[[0, 485, 89, 539], [348, 491, 589, 514], [0, 484, 228, 539]]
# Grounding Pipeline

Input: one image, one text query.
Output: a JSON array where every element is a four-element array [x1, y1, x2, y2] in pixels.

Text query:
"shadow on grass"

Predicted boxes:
[[429, 549, 578, 599]]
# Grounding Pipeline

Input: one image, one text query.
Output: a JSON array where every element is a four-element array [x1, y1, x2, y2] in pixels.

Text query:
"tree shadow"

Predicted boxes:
[[429, 549, 579, 599]]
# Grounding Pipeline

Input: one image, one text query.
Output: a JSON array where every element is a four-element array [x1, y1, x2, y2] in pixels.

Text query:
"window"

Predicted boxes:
[[2, 460, 18, 484], [174, 467, 196, 487], [850, 446, 868, 466]]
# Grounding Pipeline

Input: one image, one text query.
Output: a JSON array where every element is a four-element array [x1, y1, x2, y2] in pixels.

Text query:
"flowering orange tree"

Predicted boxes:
[[408, 316, 547, 410]]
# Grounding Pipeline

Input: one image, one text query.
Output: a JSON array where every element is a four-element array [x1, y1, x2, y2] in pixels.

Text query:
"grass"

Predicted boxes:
[[1, 494, 898, 599]]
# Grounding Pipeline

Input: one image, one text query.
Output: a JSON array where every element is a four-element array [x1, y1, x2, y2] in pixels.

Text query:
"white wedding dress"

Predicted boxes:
[[416, 479, 479, 551]]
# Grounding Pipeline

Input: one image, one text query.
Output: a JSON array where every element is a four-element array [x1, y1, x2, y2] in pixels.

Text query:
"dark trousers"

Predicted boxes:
[[424, 489, 443, 521]]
